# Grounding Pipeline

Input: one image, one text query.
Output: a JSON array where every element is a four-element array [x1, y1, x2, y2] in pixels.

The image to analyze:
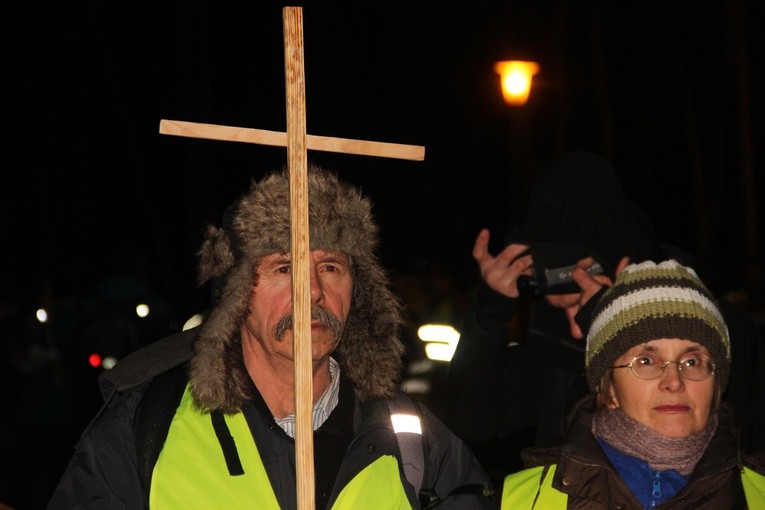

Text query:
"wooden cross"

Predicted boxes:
[[160, 7, 424, 509]]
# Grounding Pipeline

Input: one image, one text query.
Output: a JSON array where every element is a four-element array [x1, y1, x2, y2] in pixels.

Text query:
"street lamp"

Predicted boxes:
[[494, 60, 540, 106]]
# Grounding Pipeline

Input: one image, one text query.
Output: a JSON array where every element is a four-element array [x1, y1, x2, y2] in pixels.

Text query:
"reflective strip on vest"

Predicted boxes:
[[150, 383, 412, 509], [502, 465, 567, 509]]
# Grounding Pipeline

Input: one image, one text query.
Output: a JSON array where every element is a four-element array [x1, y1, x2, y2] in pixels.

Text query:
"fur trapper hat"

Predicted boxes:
[[191, 164, 404, 413]]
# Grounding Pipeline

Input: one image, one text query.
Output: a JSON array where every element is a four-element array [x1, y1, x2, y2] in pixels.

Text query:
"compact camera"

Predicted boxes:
[[515, 243, 604, 298]]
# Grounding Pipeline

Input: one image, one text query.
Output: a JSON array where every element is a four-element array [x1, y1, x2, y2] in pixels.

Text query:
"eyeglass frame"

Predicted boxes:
[[611, 353, 717, 381]]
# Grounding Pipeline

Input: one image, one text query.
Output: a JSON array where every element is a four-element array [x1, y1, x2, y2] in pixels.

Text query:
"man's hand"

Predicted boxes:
[[547, 256, 630, 339], [472, 229, 533, 298]]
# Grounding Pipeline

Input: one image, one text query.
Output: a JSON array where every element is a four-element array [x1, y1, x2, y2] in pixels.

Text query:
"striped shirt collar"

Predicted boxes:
[[274, 357, 341, 438]]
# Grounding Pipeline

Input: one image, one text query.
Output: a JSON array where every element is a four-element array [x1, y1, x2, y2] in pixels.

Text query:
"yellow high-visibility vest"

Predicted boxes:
[[151, 384, 412, 509]]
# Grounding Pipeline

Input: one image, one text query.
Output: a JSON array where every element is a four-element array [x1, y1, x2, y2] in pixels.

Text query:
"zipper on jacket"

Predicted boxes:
[[650, 470, 661, 508]]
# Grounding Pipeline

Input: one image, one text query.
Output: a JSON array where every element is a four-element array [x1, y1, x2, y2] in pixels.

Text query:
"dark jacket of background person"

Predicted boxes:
[[446, 153, 765, 481]]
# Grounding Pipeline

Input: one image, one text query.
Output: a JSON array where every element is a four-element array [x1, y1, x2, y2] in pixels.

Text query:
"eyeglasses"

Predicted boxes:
[[611, 353, 716, 381]]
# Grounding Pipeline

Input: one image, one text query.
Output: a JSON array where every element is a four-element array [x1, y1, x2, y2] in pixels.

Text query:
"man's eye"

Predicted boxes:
[[277, 266, 291, 274], [320, 263, 342, 273]]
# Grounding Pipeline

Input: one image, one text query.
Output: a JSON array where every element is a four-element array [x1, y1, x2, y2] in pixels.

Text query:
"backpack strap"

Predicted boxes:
[[133, 363, 189, 499], [387, 393, 431, 505], [388, 393, 496, 508]]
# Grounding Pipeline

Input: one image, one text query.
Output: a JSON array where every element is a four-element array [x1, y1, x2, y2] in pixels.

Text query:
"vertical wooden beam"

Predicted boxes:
[[159, 9, 423, 509], [283, 7, 314, 510]]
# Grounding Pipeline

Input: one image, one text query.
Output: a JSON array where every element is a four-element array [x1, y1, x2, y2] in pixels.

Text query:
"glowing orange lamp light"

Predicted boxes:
[[494, 60, 540, 106]]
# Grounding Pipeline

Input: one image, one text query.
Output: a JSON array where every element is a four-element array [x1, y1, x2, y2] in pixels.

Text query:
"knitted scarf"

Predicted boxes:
[[592, 408, 718, 476]]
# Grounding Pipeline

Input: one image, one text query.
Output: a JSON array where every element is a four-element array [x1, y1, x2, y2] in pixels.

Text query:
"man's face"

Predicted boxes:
[[242, 250, 354, 367]]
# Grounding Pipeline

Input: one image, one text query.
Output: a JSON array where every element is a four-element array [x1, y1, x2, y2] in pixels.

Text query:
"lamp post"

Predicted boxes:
[[494, 60, 540, 106]]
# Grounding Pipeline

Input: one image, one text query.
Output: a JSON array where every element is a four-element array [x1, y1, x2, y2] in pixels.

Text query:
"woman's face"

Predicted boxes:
[[606, 338, 716, 437]]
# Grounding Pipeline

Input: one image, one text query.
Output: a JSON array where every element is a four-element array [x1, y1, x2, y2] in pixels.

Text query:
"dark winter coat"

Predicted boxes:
[[48, 328, 496, 509], [447, 286, 590, 448]]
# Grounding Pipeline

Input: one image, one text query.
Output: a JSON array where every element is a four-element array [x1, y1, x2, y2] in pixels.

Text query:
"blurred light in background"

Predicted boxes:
[[36, 308, 48, 323], [135, 303, 150, 318], [418, 324, 460, 343], [418, 324, 460, 362], [88, 353, 119, 370], [494, 60, 540, 106], [424, 342, 456, 362], [400, 378, 431, 394], [406, 358, 435, 375], [183, 313, 205, 331], [88, 353, 102, 368]]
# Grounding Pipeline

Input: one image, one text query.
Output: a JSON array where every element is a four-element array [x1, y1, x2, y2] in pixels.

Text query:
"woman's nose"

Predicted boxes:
[[659, 362, 685, 391]]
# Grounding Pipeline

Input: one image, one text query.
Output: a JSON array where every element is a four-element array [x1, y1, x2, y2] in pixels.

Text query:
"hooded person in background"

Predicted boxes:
[[49, 165, 495, 509], [447, 152, 765, 482], [502, 260, 765, 509]]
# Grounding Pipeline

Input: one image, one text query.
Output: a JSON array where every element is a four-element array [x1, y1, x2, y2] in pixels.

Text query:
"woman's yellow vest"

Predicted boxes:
[[150, 384, 412, 509], [501, 464, 765, 509]]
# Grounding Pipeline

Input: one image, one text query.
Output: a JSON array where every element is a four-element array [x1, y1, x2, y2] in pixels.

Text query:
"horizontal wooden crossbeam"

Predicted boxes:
[[160, 119, 425, 161]]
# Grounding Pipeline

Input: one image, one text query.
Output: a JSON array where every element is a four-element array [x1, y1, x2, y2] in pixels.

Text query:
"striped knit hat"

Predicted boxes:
[[585, 260, 730, 393]]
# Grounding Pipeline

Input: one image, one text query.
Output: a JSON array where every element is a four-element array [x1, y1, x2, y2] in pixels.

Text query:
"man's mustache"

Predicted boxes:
[[273, 305, 342, 341]]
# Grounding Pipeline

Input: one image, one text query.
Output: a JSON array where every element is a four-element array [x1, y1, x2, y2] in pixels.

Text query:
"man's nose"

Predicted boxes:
[[309, 267, 325, 303]]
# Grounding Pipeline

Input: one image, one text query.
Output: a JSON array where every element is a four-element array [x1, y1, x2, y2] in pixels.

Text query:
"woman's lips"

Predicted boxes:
[[653, 404, 690, 412]]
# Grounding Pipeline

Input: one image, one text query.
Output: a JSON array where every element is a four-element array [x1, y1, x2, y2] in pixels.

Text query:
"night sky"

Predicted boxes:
[[4, 1, 765, 326]]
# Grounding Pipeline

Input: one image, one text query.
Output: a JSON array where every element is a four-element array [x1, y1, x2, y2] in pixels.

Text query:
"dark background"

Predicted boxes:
[[2, 2, 764, 508]]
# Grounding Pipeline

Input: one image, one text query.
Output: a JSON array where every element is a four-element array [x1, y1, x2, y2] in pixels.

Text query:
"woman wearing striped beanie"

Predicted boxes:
[[502, 260, 765, 509]]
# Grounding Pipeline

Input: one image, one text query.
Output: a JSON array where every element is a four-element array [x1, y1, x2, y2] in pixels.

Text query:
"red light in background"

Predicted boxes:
[[88, 353, 102, 368]]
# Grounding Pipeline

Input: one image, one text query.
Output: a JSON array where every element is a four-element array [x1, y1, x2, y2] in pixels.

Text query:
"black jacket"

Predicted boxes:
[[447, 286, 589, 447]]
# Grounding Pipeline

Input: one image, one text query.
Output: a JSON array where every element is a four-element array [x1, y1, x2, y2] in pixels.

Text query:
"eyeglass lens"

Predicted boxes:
[[630, 353, 715, 381]]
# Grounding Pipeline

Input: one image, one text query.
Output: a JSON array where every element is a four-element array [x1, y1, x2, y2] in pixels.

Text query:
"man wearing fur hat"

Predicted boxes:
[[49, 165, 495, 509]]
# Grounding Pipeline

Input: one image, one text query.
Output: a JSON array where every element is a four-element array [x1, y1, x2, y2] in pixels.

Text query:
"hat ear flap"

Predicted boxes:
[[197, 225, 236, 285]]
